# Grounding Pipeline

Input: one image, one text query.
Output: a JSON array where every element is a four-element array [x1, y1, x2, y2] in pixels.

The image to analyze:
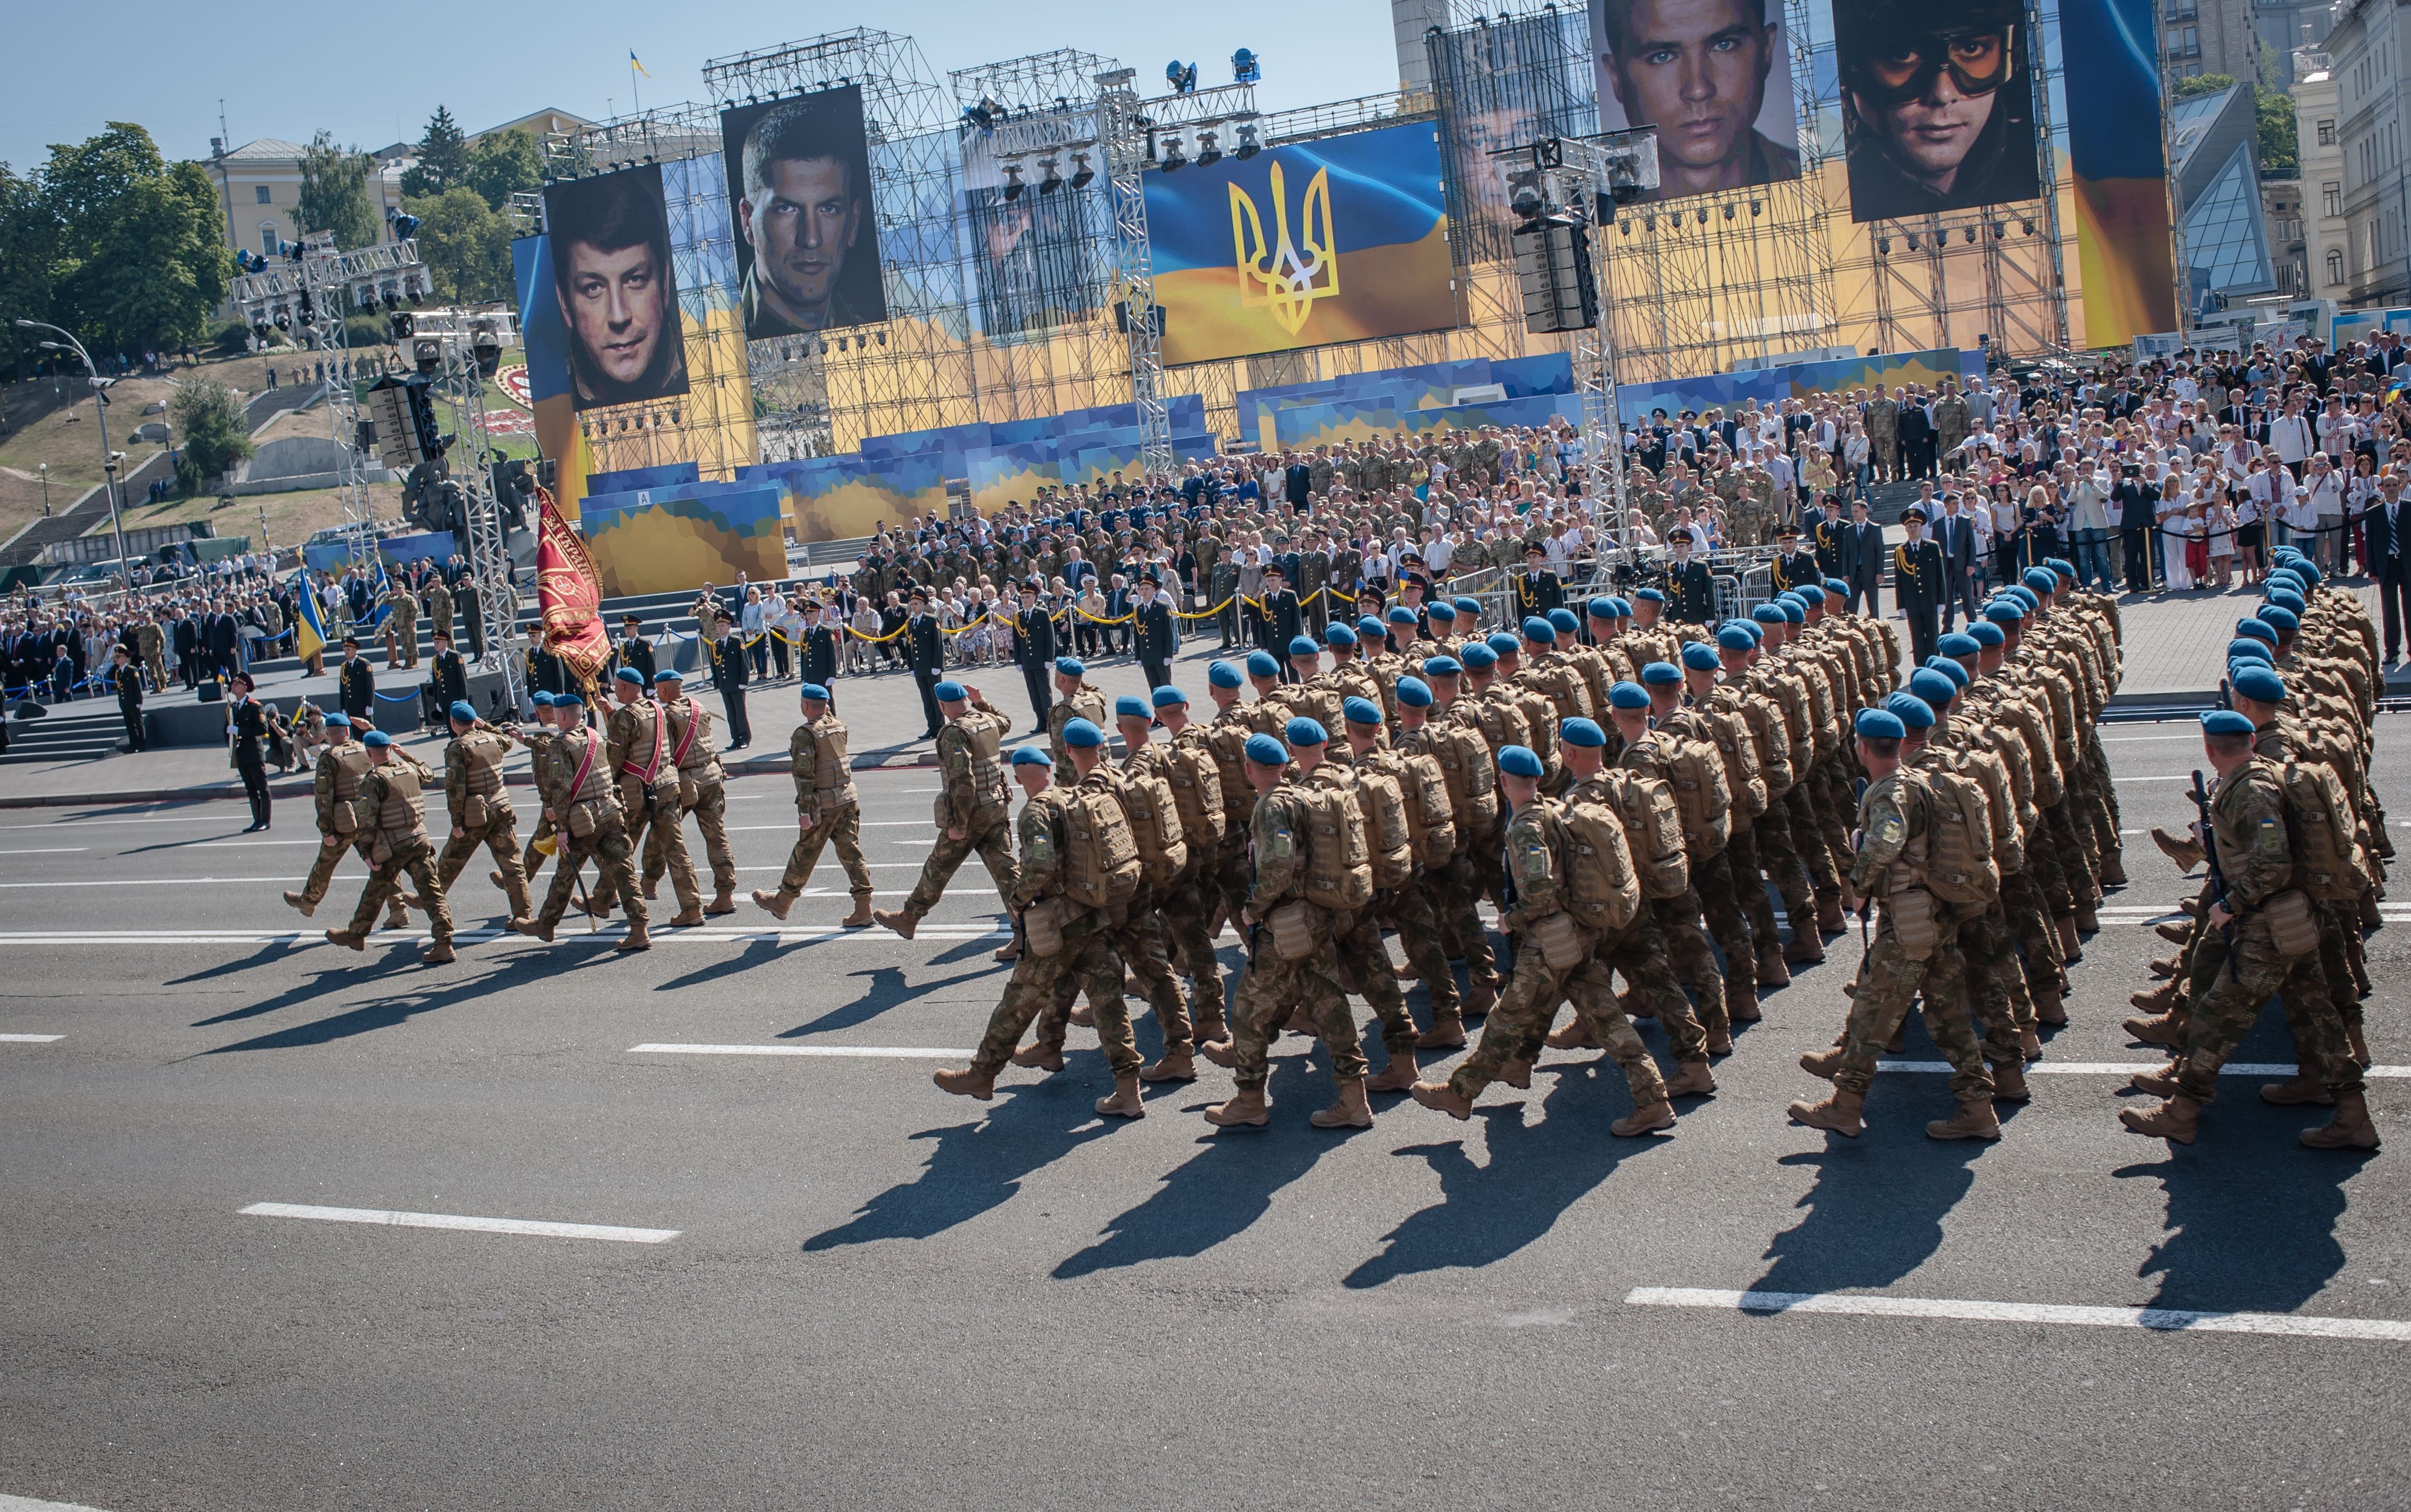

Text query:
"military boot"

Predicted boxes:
[[1204, 1087, 1272, 1128], [2019, 1027, 2045, 1061], [752, 888, 794, 921], [841, 895, 875, 928], [2118, 1094, 2200, 1143], [1139, 1051, 1196, 1084], [1069, 1002, 1097, 1029], [1192, 1008, 1230, 1044], [2151, 920, 2191, 946], [669, 906, 706, 928], [932, 1067, 996, 1100], [1309, 1077, 1375, 1128], [2127, 981, 2180, 1014], [2151, 825, 2204, 873], [1545, 1018, 1598, 1051], [2098, 851, 2127, 887], [1798, 1045, 1847, 1080], [872, 908, 917, 939], [1706, 1027, 1735, 1056], [2128, 1062, 2182, 1097], [1926, 1099, 2002, 1141], [2057, 916, 2084, 961], [2073, 896, 2100, 934], [1663, 1061, 1717, 1099], [1411, 1080, 1475, 1120], [1990, 1059, 2031, 1101], [1497, 1057, 1534, 1089], [324, 927, 366, 951], [1787, 1089, 1866, 1137], [992, 937, 1020, 963], [2299, 1093, 2381, 1150], [705, 887, 737, 917], [1783, 925, 1825, 966], [508, 916, 554, 943], [2148, 955, 2179, 980], [1011, 1042, 1067, 1073], [1095, 1074, 1147, 1118], [1416, 1014, 1468, 1050], [2176, 896, 2203, 919], [2258, 1068, 2335, 1106], [1195, 1038, 1236, 1070], [1816, 892, 1846, 933], [420, 939, 456, 965], [283, 890, 316, 917], [1728, 984, 1763, 1022], [616, 918, 651, 952], [1461, 974, 1500, 1018], [1611, 1097, 1676, 1137], [385, 903, 411, 930], [2124, 1010, 2184, 1048], [1756, 950, 1793, 989], [2360, 892, 2384, 930], [1365, 1054, 1420, 1093]]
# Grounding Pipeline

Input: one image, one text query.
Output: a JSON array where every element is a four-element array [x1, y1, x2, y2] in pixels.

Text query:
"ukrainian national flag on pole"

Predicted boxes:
[[366, 557, 394, 631], [292, 570, 330, 665]]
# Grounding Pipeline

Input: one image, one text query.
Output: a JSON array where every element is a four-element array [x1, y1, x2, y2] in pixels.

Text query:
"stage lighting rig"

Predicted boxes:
[[1166, 60, 1198, 94], [1037, 157, 1063, 194], [1159, 134, 1187, 171], [1001, 159, 1026, 199], [1068, 151, 1095, 188], [1233, 122, 1260, 159], [1231, 48, 1260, 84], [1194, 130, 1221, 168]]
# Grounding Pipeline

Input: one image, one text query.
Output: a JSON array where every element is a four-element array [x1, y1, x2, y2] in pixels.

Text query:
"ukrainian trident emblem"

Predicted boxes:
[[1228, 161, 1336, 336]]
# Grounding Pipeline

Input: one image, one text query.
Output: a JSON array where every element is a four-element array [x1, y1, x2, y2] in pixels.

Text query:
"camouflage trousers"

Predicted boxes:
[[1650, 890, 1728, 1032], [537, 814, 646, 931], [299, 831, 409, 924], [346, 837, 454, 945], [904, 806, 1017, 920], [1466, 815, 1508, 908], [1581, 922, 1710, 1057], [1436, 854, 1502, 990], [647, 780, 736, 898], [1832, 901, 1993, 1104], [1783, 782, 1842, 897], [1226, 914, 1364, 1092], [433, 808, 531, 921], [1375, 883, 1460, 1019], [1330, 904, 1418, 1057], [1076, 893, 1193, 1059], [1958, 896, 2036, 1062], [1727, 824, 1792, 959], [1158, 866, 1228, 1023], [1812, 753, 1857, 880], [770, 803, 875, 904], [1692, 846, 1761, 981], [621, 779, 700, 914], [972, 920, 1133, 1078], [2176, 915, 2362, 1103], [2026, 806, 2080, 916], [2322, 898, 2372, 1015], [2081, 730, 2123, 860], [1448, 919, 1668, 1111], [1205, 834, 1252, 939], [2001, 865, 2068, 998], [2042, 796, 2098, 903]]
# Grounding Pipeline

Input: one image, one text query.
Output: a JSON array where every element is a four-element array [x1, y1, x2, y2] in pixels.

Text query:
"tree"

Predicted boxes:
[[2171, 72, 2234, 100], [298, 130, 380, 250], [404, 187, 513, 303], [0, 162, 56, 378], [169, 375, 254, 493], [2255, 86, 2300, 178], [465, 129, 543, 214], [41, 124, 228, 359], [401, 106, 470, 199]]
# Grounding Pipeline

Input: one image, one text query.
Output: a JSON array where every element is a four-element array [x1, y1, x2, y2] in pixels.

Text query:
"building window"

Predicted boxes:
[[258, 220, 278, 256], [2326, 182, 2343, 217], [254, 184, 271, 205], [2319, 119, 2337, 146], [2330, 248, 2346, 285]]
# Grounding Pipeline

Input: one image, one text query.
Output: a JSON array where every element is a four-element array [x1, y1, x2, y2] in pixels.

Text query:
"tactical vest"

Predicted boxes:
[[565, 730, 613, 805], [1297, 773, 1375, 911], [328, 745, 374, 834], [811, 716, 857, 809], [2281, 757, 2370, 901], [1347, 761, 1416, 890], [962, 715, 1008, 809], [1415, 719, 1498, 837], [459, 731, 506, 798], [1204, 717, 1259, 832], [669, 701, 721, 779], [1160, 732, 1228, 847], [1112, 766, 1190, 890], [376, 764, 427, 835], [1919, 760, 2000, 905]]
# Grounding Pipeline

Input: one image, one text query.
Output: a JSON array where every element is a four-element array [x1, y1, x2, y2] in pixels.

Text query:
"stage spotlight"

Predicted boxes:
[[1001, 159, 1026, 200], [2021, 219, 2036, 236], [1160, 135, 1187, 171], [876, 330, 887, 346], [1695, 208, 1708, 225], [1038, 157, 1063, 194], [1231, 47, 1260, 83], [1906, 233, 1920, 251], [1644, 214, 1656, 231], [1991, 221, 2006, 238], [1877, 237, 1891, 255], [1233, 123, 1260, 159], [1068, 151, 1096, 188], [1722, 202, 1735, 220], [1195, 130, 1221, 168], [1618, 219, 1630, 235], [1166, 60, 1198, 94], [1749, 199, 1762, 217], [1964, 226, 1977, 244]]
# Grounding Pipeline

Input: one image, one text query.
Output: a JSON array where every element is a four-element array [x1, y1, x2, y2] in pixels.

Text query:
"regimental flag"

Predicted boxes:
[[537, 482, 611, 687], [630, 49, 651, 78], [292, 570, 331, 665], [366, 557, 394, 631]]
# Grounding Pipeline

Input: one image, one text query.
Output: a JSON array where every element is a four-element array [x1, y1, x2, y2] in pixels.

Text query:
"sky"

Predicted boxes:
[[4, 0, 1403, 172]]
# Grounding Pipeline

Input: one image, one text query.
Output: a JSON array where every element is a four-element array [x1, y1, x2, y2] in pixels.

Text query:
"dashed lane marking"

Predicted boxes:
[[0, 927, 1011, 946], [0, 1034, 64, 1043], [1625, 1287, 2411, 1343], [1879, 1059, 2409, 1077], [239, 1202, 677, 1244]]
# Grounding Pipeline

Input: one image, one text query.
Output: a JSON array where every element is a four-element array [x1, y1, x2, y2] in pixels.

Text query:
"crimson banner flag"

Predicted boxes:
[[536, 484, 610, 688]]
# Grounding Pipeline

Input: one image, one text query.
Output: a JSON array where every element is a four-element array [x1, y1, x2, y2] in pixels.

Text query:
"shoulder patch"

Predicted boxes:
[[1873, 811, 1906, 849]]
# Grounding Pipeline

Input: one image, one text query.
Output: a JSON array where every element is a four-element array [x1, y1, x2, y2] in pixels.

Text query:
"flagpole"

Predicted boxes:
[[630, 56, 641, 115]]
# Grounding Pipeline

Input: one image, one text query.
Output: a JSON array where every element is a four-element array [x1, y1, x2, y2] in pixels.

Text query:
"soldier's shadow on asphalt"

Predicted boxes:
[[776, 964, 998, 1039], [193, 952, 569, 1053]]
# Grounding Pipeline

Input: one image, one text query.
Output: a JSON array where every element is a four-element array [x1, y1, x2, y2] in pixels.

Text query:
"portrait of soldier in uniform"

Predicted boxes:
[[724, 86, 888, 338], [1836, 0, 2041, 222], [1592, 0, 1803, 202]]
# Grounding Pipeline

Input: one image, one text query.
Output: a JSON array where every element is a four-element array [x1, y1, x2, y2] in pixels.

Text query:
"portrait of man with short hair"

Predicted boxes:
[[723, 86, 887, 338], [1592, 0, 1802, 202], [543, 164, 688, 413]]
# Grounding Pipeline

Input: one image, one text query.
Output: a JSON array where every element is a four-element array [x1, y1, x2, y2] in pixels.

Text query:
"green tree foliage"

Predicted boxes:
[[404, 187, 513, 304], [41, 124, 228, 357], [297, 130, 380, 250], [0, 162, 56, 376], [401, 106, 470, 199], [169, 375, 254, 491], [2171, 73, 2234, 99], [2169, 73, 2298, 177], [465, 129, 543, 214]]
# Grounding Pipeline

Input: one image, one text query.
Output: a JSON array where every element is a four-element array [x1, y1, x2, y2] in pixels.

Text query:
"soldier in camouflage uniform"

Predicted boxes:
[[513, 690, 649, 949], [1600, 682, 1747, 1037], [1865, 386, 1900, 483], [327, 730, 457, 963], [281, 710, 414, 930], [753, 684, 875, 925], [1394, 668, 1503, 1016], [605, 668, 704, 928], [426, 700, 531, 924], [1045, 656, 1111, 784], [646, 670, 738, 915], [878, 681, 1020, 955]]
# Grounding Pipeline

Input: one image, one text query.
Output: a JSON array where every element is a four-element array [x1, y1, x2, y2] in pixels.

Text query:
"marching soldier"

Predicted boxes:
[[325, 729, 457, 964], [427, 699, 532, 925], [607, 667, 704, 928], [283, 710, 414, 931], [647, 669, 738, 916], [754, 683, 875, 925], [510, 690, 650, 951], [1137, 684, 1234, 1039], [1339, 698, 1468, 1048], [877, 680, 1020, 957], [1044, 656, 1110, 783], [1393, 670, 1503, 1018]]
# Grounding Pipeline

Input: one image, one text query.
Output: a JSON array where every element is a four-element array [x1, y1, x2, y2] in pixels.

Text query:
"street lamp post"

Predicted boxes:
[[16, 319, 133, 593], [37, 462, 49, 515]]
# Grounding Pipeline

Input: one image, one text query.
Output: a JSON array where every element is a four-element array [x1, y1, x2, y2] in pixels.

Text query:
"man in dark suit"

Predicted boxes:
[[1665, 534, 1716, 622], [904, 587, 944, 738], [1927, 493, 1979, 630], [1284, 457, 1311, 510], [1012, 582, 1057, 730], [203, 599, 240, 686], [337, 636, 375, 723], [1133, 574, 1177, 692], [1893, 506, 1948, 666], [2367, 473, 2411, 662], [1836, 498, 1885, 617], [711, 621, 752, 750], [171, 611, 202, 691]]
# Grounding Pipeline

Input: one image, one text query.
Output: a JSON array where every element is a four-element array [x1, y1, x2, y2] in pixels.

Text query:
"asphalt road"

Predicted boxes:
[[4, 718, 2409, 1511]]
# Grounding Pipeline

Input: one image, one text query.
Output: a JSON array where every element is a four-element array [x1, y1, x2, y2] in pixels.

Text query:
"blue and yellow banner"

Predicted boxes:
[[1142, 122, 1455, 368], [2065, 0, 2179, 349], [578, 483, 787, 598]]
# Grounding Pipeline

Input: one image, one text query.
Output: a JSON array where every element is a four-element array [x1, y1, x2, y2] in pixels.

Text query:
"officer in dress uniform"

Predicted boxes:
[[1894, 505, 1949, 666]]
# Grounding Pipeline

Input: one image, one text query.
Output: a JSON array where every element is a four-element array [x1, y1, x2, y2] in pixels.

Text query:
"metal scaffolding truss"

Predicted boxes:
[[407, 313, 525, 702], [1095, 68, 1174, 478]]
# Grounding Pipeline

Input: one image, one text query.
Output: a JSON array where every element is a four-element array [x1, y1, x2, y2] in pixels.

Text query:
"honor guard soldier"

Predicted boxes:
[[1894, 505, 1947, 666], [1771, 522, 1822, 595], [615, 614, 657, 684], [607, 666, 704, 927], [648, 669, 738, 915], [427, 700, 532, 924], [1666, 535, 1717, 622], [283, 711, 414, 930], [327, 729, 458, 964], [755, 684, 875, 925], [878, 680, 1020, 955], [512, 690, 650, 951]]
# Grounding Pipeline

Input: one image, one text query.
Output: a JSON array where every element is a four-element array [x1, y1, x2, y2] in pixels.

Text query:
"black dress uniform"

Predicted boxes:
[[1135, 589, 1176, 692], [1514, 561, 1566, 619], [1667, 554, 1716, 622], [711, 627, 752, 748], [615, 629, 657, 686], [905, 607, 945, 738], [1892, 518, 1947, 666], [801, 617, 840, 695], [1015, 602, 1058, 728], [338, 654, 375, 723], [114, 661, 145, 751], [1771, 545, 1823, 595], [429, 645, 468, 712]]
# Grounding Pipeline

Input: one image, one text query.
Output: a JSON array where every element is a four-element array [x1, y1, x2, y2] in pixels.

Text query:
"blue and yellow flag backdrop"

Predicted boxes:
[[1142, 122, 1454, 368], [2064, 0, 2179, 348]]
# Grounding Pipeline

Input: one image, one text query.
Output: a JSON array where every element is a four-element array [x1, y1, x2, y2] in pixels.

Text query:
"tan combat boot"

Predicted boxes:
[[872, 908, 916, 939], [2151, 920, 2190, 946], [2123, 1011, 2184, 1048], [1192, 1009, 1230, 1044], [283, 890, 316, 917], [1926, 1098, 2002, 1141], [1204, 1086, 1271, 1128], [1728, 984, 1762, 1022], [385, 904, 412, 931], [2098, 851, 2127, 887], [1990, 1059, 2031, 1102], [1497, 1057, 1533, 1089], [992, 937, 1020, 963], [2259, 1068, 2336, 1106], [1365, 1055, 1421, 1093], [2151, 825, 2204, 873], [1416, 1014, 1468, 1050], [706, 887, 737, 917], [508, 916, 554, 943], [2073, 896, 2099, 934], [1461, 975, 1500, 1018], [2118, 1094, 2200, 1143], [1094, 1074, 1147, 1118], [1140, 1051, 1196, 1083], [1787, 1089, 1866, 1137], [1784, 930, 1825, 966], [2127, 981, 2179, 1015], [752, 888, 794, 921], [1798, 1045, 1847, 1080], [1068, 1002, 1096, 1029], [2033, 990, 2069, 1027], [616, 919, 651, 952], [1706, 1027, 1735, 1056], [1545, 1018, 1598, 1051], [2299, 1092, 2381, 1150], [1611, 1097, 1676, 1137], [420, 940, 456, 965], [1756, 952, 1793, 989], [1196, 1038, 1236, 1070], [1816, 893, 1845, 933], [841, 895, 875, 928], [669, 907, 706, 928], [2057, 916, 2084, 960], [932, 1067, 995, 1100], [2128, 1062, 2181, 1097], [1309, 1077, 1375, 1128], [2148, 956, 2179, 980], [1663, 1061, 1717, 1099], [2176, 897, 2203, 919], [1411, 1080, 1475, 1120], [324, 927, 366, 951], [1009, 1042, 1067, 1073], [2019, 1027, 2044, 1061]]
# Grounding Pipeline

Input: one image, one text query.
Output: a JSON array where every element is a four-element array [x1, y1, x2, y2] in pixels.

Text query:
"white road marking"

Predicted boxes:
[[2112, 774, 2195, 783], [0, 1494, 118, 1511], [631, 1042, 972, 1059], [2098, 735, 2199, 743], [0, 927, 1011, 946], [1878, 1059, 2409, 1078], [0, 1034, 63, 1043], [0, 847, 88, 855], [239, 1202, 677, 1244], [1625, 1287, 2411, 1343]]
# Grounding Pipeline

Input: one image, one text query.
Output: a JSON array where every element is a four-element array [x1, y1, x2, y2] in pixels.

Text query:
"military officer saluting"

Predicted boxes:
[[754, 683, 876, 925]]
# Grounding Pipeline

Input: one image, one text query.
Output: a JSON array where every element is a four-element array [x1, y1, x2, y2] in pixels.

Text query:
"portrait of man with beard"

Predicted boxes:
[[546, 165, 689, 412], [1837, 0, 2042, 222]]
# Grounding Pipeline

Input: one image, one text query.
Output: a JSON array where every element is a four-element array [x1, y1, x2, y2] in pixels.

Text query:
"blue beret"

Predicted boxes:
[[2007, 585, 2039, 610], [1388, 605, 1421, 627], [1684, 642, 1723, 670], [1152, 685, 1187, 709], [1426, 601, 1457, 622], [362, 729, 394, 747], [1560, 716, 1606, 748], [1886, 692, 1935, 729], [2046, 558, 2075, 579], [1284, 716, 1327, 747], [1588, 597, 1619, 620], [1289, 636, 1322, 659], [1547, 607, 1580, 634], [1608, 680, 1651, 710], [1324, 622, 1356, 649], [1454, 596, 1483, 616], [1114, 695, 1150, 719], [2256, 604, 2299, 632], [653, 668, 683, 683], [1522, 616, 1554, 645], [615, 667, 644, 684], [1055, 656, 1085, 677], [2200, 709, 2255, 735], [1908, 669, 1958, 706], [2266, 589, 2307, 616], [1486, 632, 1521, 654], [448, 700, 477, 723], [1921, 656, 1969, 689], [1964, 620, 2005, 649], [2266, 569, 2305, 591], [799, 683, 831, 701], [1244, 733, 1289, 765], [1209, 659, 1244, 689], [1422, 655, 1463, 677], [1343, 697, 1384, 726], [1937, 632, 1980, 658], [1246, 650, 1280, 678], [2231, 665, 2287, 703], [2022, 568, 2058, 593], [1752, 604, 1786, 625], [1061, 718, 1105, 748], [1823, 578, 1850, 596], [933, 680, 968, 703], [1641, 660, 1682, 685], [2226, 638, 2273, 665], [1608, 597, 1633, 616], [1776, 598, 1805, 623], [554, 691, 585, 708], [1356, 616, 1388, 637], [1793, 584, 1826, 605], [1011, 745, 1052, 767], [2234, 617, 2277, 644], [1498, 744, 1545, 778], [1983, 599, 2025, 624], [2293, 560, 2325, 587], [1854, 708, 1905, 740], [324, 710, 353, 726], [1634, 587, 1666, 604], [1460, 643, 1498, 669], [1396, 676, 1433, 707], [1715, 625, 1754, 651]]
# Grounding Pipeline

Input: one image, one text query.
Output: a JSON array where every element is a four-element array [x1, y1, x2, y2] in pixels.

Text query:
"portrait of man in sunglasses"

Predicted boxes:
[[1836, 0, 2042, 223]]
